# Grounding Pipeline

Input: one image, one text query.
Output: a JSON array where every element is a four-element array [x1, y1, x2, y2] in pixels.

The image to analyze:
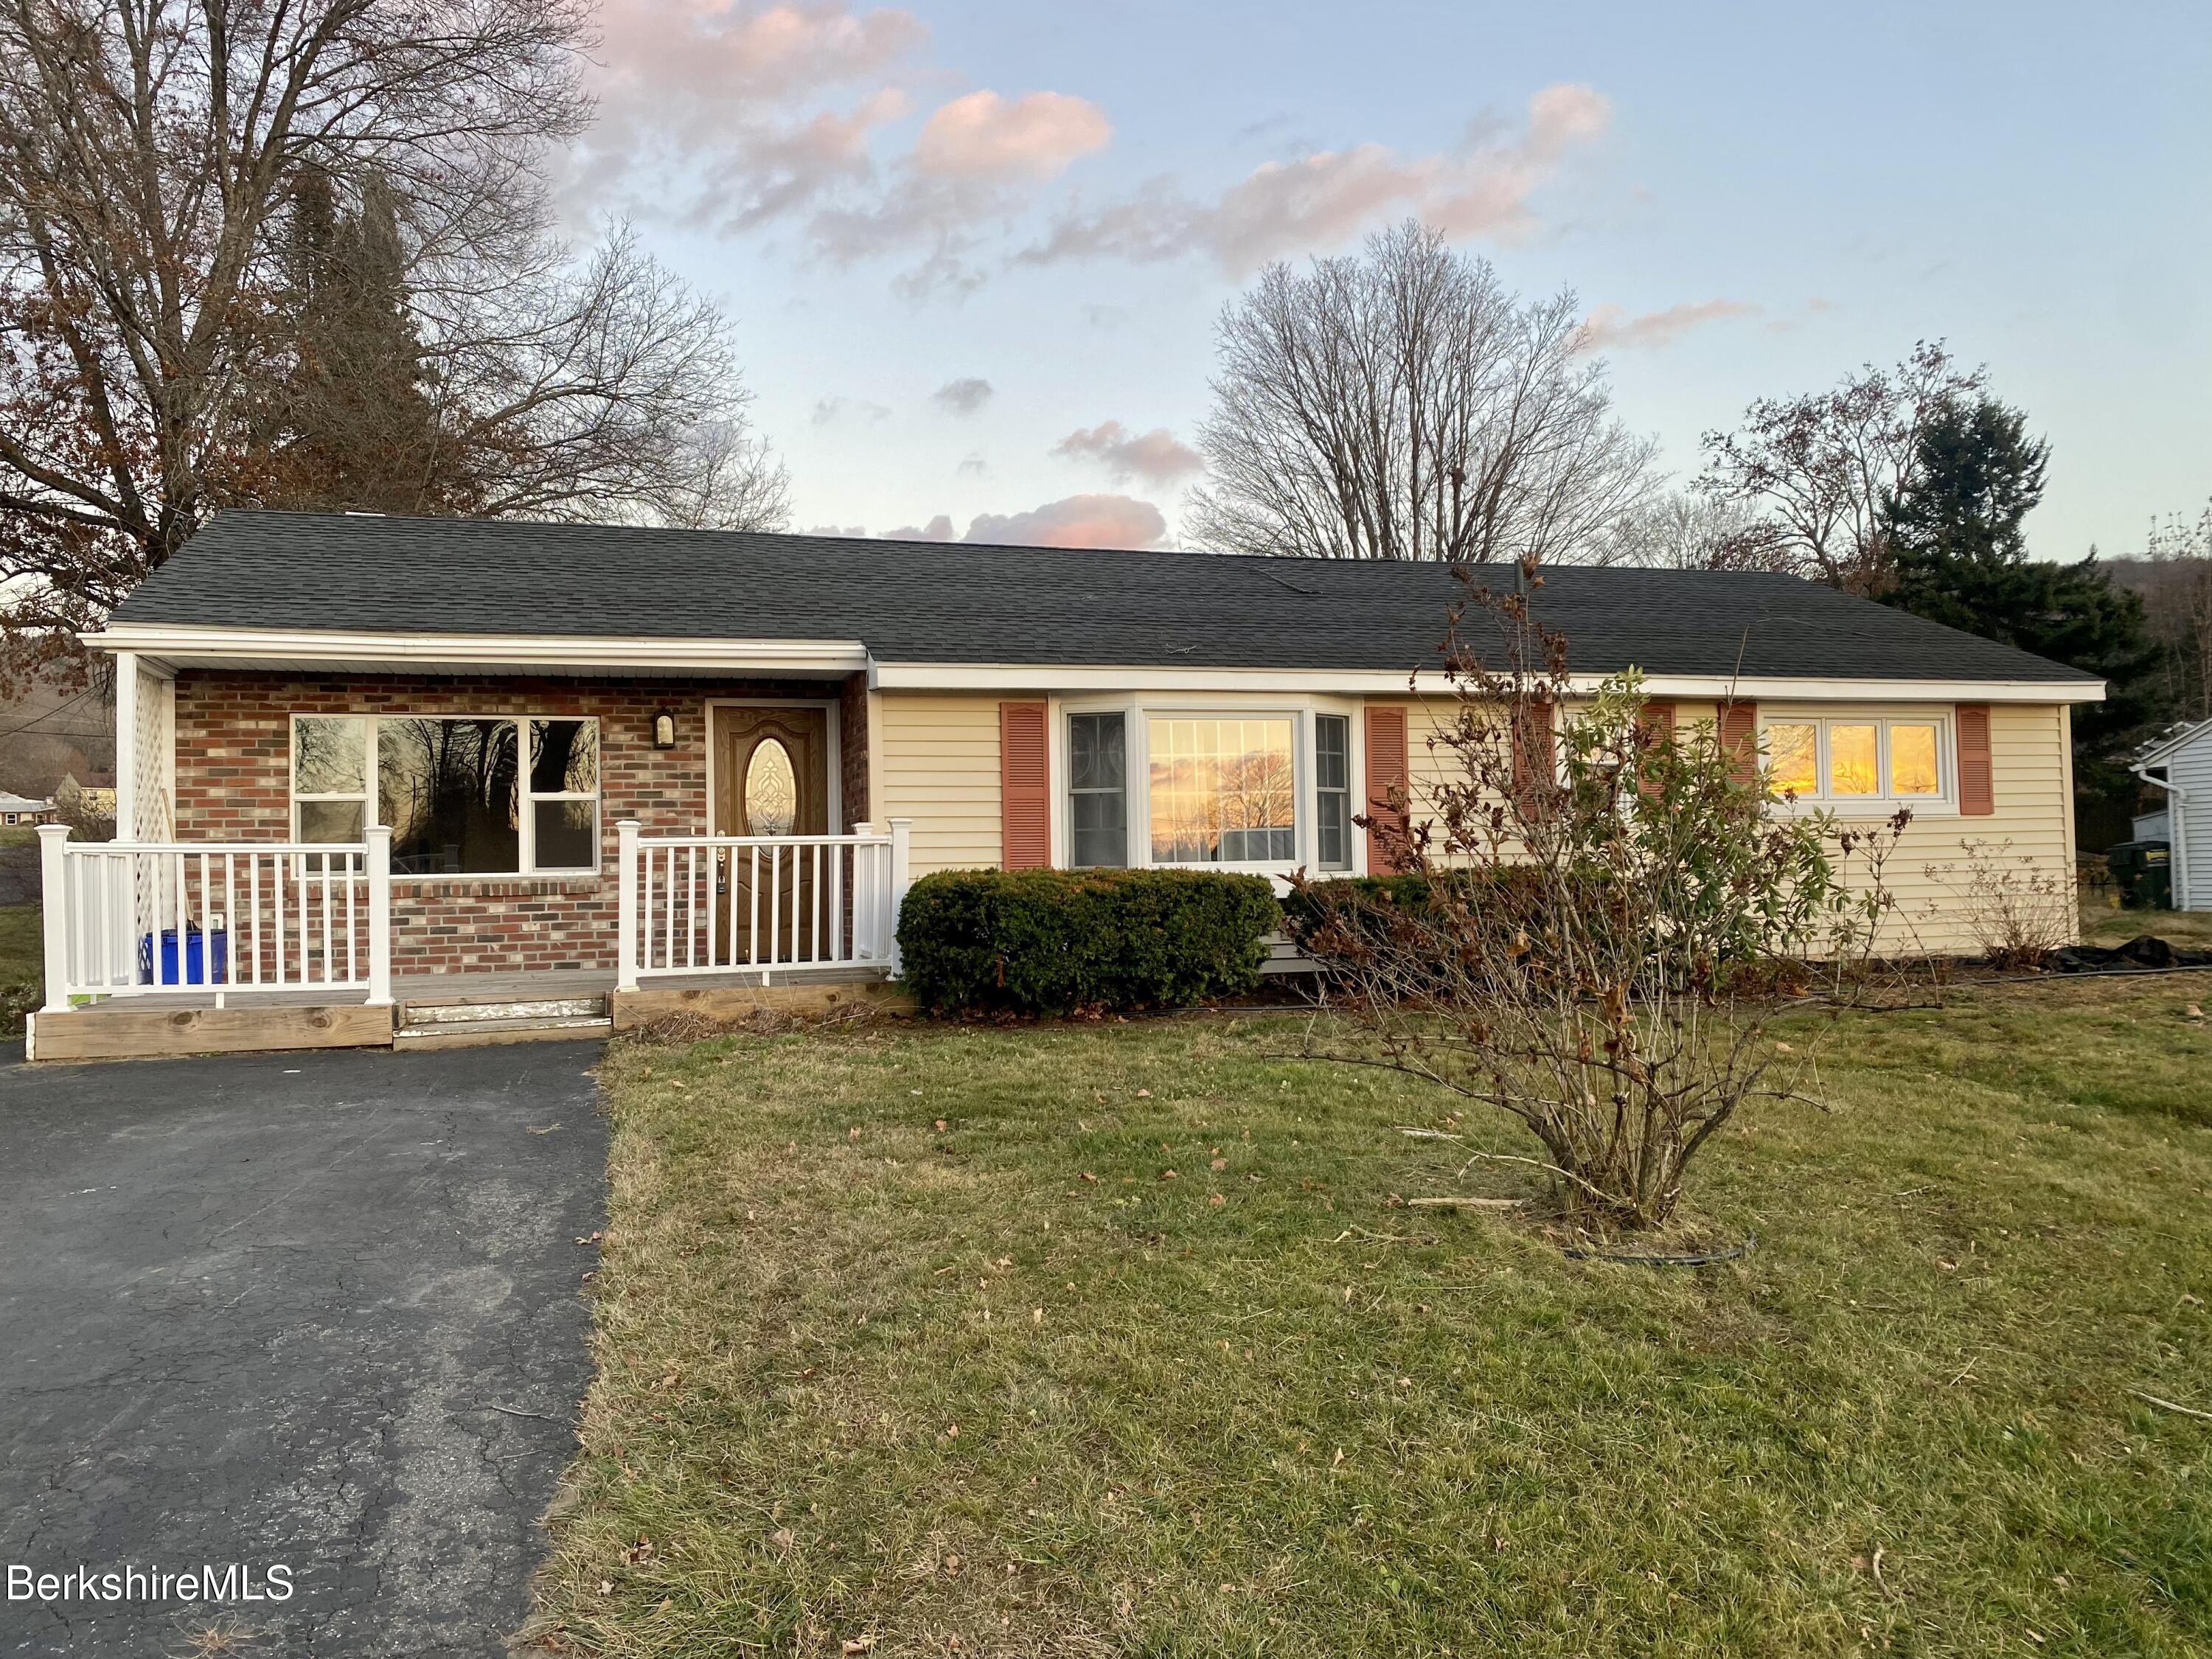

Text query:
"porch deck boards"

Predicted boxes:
[[31, 964, 905, 1061], [48, 963, 893, 1017]]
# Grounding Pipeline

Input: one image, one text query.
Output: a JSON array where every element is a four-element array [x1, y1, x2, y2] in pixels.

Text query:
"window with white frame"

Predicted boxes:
[[1761, 714, 1948, 806], [291, 714, 602, 874], [1063, 705, 1355, 872], [1314, 714, 1352, 870], [1148, 715, 1296, 863], [1068, 712, 1128, 868]]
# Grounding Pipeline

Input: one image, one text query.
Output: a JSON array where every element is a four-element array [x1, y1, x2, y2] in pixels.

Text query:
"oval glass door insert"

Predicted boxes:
[[744, 737, 798, 835]]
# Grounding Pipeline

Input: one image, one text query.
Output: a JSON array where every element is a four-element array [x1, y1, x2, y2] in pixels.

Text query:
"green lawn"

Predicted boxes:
[[2080, 895, 2212, 951], [539, 982, 2212, 1657], [0, 824, 40, 1037], [0, 902, 39, 1037]]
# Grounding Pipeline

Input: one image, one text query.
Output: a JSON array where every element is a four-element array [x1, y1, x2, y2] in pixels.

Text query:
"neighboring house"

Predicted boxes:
[[67, 772, 117, 818], [29, 509, 2104, 1060], [2133, 721, 2211, 911], [0, 792, 55, 826]]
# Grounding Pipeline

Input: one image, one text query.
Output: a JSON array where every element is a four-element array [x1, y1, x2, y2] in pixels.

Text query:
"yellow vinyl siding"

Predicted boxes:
[[1861, 700, 2075, 954], [877, 692, 1006, 874], [1373, 695, 2076, 956]]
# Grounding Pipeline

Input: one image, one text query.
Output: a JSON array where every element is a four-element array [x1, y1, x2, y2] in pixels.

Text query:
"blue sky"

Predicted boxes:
[[571, 0, 2211, 557]]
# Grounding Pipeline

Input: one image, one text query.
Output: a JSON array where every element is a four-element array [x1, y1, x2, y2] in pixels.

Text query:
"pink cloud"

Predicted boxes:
[[1576, 299, 1760, 352], [588, 0, 924, 125], [1053, 420, 1203, 486], [569, 2, 925, 226], [914, 91, 1110, 181], [1523, 83, 1612, 160], [698, 88, 911, 233], [1020, 84, 1613, 276], [571, 6, 1114, 296], [963, 494, 1166, 549]]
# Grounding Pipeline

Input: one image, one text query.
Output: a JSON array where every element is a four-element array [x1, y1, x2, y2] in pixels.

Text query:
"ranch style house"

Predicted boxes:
[[26, 509, 2104, 1060]]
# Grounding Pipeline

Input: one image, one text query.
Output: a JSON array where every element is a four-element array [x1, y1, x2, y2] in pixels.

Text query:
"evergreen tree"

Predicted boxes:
[[1886, 397, 2048, 622], [274, 170, 453, 513], [1882, 397, 2164, 821]]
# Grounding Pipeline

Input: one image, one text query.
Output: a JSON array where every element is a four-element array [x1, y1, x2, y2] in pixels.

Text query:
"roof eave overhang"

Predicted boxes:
[[2132, 720, 2208, 770], [83, 625, 870, 678], [79, 627, 2110, 704], [869, 660, 2110, 703]]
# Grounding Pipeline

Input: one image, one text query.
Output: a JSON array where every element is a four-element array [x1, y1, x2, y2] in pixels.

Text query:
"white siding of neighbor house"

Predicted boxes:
[[2160, 724, 2212, 911], [877, 692, 1004, 874], [1389, 696, 2078, 956]]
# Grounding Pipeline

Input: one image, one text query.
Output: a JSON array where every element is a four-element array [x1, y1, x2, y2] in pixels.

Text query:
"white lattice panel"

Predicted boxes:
[[132, 661, 173, 840]]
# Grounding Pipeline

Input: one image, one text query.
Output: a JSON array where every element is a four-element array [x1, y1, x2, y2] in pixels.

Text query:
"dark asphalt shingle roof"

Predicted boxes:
[[110, 510, 2099, 685]]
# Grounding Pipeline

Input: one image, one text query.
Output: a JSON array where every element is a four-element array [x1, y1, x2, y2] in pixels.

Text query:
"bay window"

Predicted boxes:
[[1148, 716, 1295, 863], [1064, 703, 1357, 872], [291, 714, 601, 874], [1762, 714, 1948, 807]]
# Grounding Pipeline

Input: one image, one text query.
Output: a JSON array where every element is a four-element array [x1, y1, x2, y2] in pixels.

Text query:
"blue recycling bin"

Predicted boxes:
[[139, 925, 229, 986]]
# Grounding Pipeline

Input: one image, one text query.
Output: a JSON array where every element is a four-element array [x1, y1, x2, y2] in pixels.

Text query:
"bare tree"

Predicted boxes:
[[2141, 501, 2212, 723], [0, 0, 784, 681], [1188, 220, 1658, 564], [1284, 568, 1905, 1231], [1598, 488, 1782, 571], [1694, 341, 1983, 596]]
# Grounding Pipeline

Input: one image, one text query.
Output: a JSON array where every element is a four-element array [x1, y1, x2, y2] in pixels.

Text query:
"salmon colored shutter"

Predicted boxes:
[[1635, 700, 1675, 798], [1511, 702, 1557, 821], [1719, 700, 1759, 785], [1957, 703, 1994, 815], [1363, 706, 1409, 874], [999, 701, 1050, 869]]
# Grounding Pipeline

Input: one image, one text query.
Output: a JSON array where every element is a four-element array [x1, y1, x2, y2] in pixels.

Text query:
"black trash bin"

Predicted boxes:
[[2107, 841, 2173, 910]]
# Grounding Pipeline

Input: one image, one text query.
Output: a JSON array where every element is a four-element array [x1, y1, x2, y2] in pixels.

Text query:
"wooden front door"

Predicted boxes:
[[712, 706, 832, 963]]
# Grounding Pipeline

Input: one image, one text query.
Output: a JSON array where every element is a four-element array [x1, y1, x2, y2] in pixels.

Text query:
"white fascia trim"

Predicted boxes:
[[83, 625, 869, 675], [2132, 720, 2209, 770], [869, 661, 2108, 703]]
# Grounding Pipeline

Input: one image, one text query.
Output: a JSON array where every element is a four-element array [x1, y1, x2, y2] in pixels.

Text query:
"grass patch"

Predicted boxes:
[[2080, 897, 2212, 952], [539, 979, 2212, 1657], [0, 902, 41, 1037]]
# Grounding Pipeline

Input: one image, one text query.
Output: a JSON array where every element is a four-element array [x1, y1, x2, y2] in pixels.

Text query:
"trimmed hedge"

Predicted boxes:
[[896, 868, 1280, 1015], [1279, 869, 1600, 990], [1279, 869, 1557, 947]]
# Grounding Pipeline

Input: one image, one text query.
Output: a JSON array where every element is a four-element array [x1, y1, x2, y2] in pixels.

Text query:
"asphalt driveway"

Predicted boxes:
[[0, 1042, 607, 1657]]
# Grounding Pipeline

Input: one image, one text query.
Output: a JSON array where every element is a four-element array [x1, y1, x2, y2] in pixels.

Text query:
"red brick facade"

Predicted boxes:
[[838, 672, 870, 825], [171, 669, 870, 976]]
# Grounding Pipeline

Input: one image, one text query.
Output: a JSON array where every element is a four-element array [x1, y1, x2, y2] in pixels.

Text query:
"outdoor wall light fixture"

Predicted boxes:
[[652, 709, 678, 750]]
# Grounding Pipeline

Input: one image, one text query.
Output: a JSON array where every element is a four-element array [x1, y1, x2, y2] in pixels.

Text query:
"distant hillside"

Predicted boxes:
[[0, 675, 114, 800], [2102, 554, 2211, 728]]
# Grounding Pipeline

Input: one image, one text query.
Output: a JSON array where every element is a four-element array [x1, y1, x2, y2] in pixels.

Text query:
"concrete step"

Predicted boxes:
[[392, 1013, 613, 1049], [400, 995, 606, 1028]]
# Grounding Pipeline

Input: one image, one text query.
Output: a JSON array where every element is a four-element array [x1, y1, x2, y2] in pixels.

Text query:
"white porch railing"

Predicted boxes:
[[616, 818, 910, 991], [38, 824, 393, 1010]]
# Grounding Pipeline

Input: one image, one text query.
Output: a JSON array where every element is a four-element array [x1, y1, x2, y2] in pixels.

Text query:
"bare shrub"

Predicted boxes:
[[1925, 838, 2076, 970], [1289, 561, 1904, 1232], [51, 773, 113, 843]]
